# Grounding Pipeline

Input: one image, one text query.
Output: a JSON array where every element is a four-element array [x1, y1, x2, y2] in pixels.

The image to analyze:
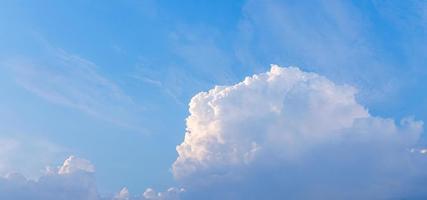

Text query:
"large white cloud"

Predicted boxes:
[[173, 65, 427, 199]]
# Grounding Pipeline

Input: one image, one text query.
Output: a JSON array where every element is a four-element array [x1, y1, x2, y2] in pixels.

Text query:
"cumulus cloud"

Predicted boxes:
[[0, 156, 99, 200], [113, 187, 130, 200], [142, 187, 184, 200], [58, 156, 95, 175], [0, 155, 184, 200], [111, 187, 185, 200], [173, 65, 427, 199]]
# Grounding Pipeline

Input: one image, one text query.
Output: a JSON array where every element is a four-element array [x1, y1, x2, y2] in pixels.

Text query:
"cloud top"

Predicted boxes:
[[0, 156, 99, 200], [173, 65, 426, 199], [58, 156, 95, 175]]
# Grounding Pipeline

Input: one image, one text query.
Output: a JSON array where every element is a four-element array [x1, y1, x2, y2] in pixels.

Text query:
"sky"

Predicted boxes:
[[0, 0, 427, 199]]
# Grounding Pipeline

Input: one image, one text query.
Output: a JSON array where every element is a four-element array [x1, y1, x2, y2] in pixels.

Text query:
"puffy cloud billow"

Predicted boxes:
[[0, 156, 99, 200], [0, 156, 183, 200], [112, 187, 183, 200], [173, 65, 427, 199]]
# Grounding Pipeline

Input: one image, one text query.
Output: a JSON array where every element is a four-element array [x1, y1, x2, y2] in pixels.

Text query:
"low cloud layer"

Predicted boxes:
[[112, 187, 183, 200], [0, 156, 183, 200], [0, 156, 98, 200], [173, 65, 427, 199]]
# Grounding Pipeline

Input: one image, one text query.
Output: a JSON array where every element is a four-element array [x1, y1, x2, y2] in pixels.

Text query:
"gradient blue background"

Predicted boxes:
[[0, 0, 426, 195]]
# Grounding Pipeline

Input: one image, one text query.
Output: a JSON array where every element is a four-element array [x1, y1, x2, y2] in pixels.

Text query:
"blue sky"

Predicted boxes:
[[0, 0, 427, 199]]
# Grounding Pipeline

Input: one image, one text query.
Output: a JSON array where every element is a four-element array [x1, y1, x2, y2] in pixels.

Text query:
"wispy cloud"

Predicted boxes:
[[234, 0, 410, 105], [130, 62, 209, 107], [4, 47, 145, 131], [130, 25, 241, 107], [169, 25, 237, 85]]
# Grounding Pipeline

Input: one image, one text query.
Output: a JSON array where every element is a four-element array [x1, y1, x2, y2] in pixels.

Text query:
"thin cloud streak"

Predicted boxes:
[[5, 47, 145, 132]]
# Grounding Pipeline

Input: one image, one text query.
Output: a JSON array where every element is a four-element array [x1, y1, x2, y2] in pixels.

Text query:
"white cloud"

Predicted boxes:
[[0, 156, 99, 200], [105, 186, 185, 200], [58, 156, 95, 175], [142, 187, 184, 200], [110, 187, 185, 200], [113, 187, 130, 200], [411, 148, 427, 155], [0, 155, 184, 200], [173, 65, 427, 199]]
